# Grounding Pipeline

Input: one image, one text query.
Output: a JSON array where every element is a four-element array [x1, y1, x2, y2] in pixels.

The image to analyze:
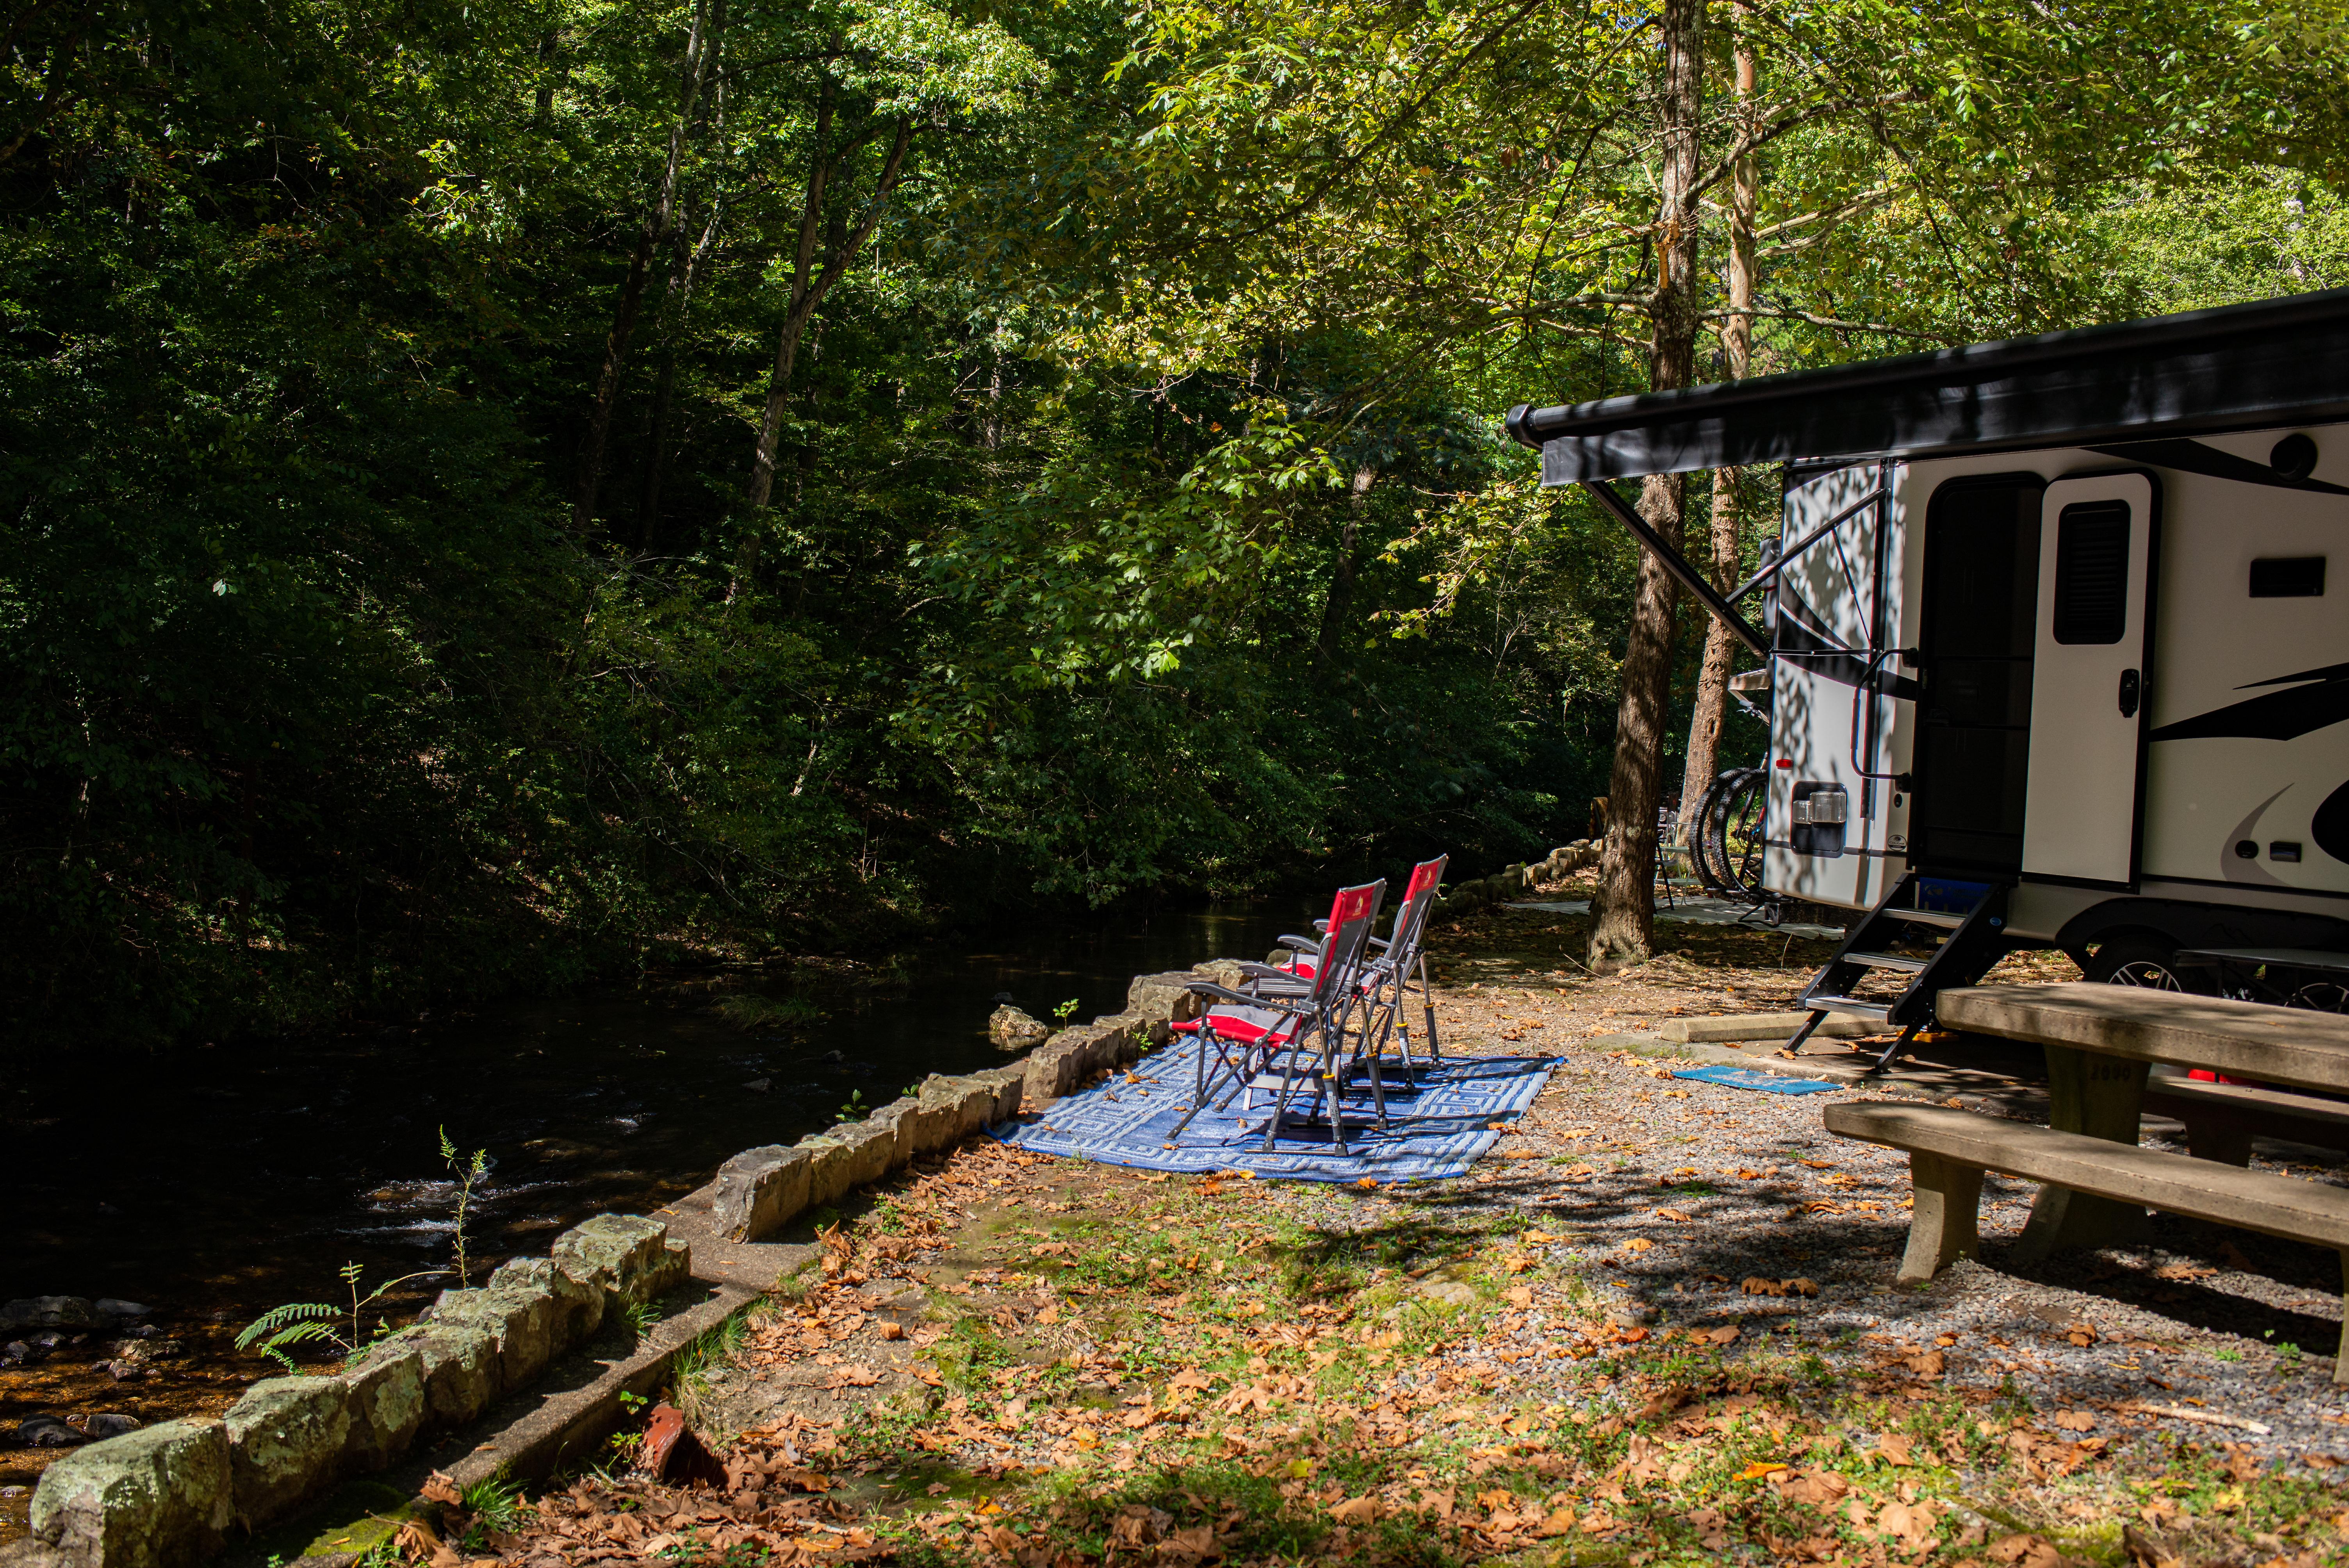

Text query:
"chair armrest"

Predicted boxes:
[[1365, 935, 1392, 950], [1277, 934, 1320, 953], [1185, 981, 1307, 1014], [1235, 961, 1306, 980]]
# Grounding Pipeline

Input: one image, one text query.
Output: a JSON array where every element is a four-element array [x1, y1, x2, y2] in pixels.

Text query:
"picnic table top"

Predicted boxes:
[[1938, 981, 2349, 1096]]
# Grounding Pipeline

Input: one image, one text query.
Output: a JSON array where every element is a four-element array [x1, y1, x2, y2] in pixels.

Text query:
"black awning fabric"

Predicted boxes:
[[1504, 288, 2349, 482]]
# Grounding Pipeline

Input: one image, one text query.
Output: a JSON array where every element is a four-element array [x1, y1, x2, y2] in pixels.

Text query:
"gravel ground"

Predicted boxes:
[[1397, 902, 2349, 1463]]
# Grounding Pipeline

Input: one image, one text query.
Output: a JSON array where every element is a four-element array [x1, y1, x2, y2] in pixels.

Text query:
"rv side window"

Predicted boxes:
[[2249, 556, 2325, 597], [2051, 500, 2131, 644]]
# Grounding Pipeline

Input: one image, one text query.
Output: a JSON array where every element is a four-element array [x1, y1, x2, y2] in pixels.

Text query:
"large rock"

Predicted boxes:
[[407, 1324, 496, 1427], [339, 1345, 425, 1472], [706, 1144, 811, 1244], [489, 1256, 602, 1351], [1126, 971, 1204, 1025], [28, 1418, 232, 1568], [873, 1095, 955, 1165], [426, 1276, 555, 1394], [223, 1377, 351, 1528], [913, 1074, 997, 1143], [0, 1299, 93, 1331], [973, 1064, 1024, 1124], [986, 1005, 1051, 1052], [551, 1215, 688, 1309], [795, 1134, 858, 1210], [832, 1119, 898, 1188]]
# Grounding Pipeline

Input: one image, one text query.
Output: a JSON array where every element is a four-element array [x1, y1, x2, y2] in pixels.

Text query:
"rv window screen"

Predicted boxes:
[[2051, 500, 2131, 644]]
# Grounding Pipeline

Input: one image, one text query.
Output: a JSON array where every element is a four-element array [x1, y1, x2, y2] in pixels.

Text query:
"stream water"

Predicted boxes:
[[0, 903, 1294, 1527]]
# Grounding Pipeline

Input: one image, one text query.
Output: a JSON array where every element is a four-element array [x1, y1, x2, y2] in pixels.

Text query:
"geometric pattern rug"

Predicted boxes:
[[991, 1035, 1561, 1183]]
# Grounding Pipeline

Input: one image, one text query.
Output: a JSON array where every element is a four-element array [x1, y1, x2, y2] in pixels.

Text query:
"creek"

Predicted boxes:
[[0, 904, 1290, 1531]]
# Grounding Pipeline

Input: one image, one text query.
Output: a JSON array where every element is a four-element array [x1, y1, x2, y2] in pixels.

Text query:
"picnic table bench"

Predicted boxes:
[[1825, 982, 2349, 1381], [1823, 1099, 2349, 1382], [1937, 982, 2349, 1258]]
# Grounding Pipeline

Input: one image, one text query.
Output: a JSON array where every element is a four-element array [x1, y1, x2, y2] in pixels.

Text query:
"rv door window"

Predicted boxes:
[[2051, 500, 2132, 644]]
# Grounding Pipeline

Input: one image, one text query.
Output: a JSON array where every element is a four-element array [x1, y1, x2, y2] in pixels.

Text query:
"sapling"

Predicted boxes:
[[440, 1125, 489, 1286]]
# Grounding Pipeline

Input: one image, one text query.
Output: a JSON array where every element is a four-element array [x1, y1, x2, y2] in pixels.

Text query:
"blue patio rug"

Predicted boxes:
[[993, 1038, 1560, 1182], [1671, 1063, 1844, 1095]]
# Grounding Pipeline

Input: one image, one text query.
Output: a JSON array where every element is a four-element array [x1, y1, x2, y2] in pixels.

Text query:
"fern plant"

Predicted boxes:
[[236, 1262, 440, 1374]]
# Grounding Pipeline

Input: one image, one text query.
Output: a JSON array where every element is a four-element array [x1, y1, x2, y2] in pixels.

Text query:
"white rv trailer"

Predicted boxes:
[[1507, 289, 2349, 1058]]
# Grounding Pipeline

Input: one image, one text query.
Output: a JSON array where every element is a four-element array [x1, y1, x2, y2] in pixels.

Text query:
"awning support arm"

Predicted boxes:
[[1723, 474, 1887, 603], [1579, 479, 1770, 659]]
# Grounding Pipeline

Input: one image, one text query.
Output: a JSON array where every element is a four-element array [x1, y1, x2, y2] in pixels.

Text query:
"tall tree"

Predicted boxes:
[[573, 0, 727, 533], [1586, 0, 1705, 968], [1675, 0, 1761, 848]]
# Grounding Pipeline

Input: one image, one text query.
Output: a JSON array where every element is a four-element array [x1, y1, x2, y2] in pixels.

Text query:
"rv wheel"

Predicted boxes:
[[2083, 936, 2193, 991]]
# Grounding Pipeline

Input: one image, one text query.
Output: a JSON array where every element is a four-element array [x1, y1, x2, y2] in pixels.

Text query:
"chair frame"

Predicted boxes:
[[1168, 880, 1386, 1154]]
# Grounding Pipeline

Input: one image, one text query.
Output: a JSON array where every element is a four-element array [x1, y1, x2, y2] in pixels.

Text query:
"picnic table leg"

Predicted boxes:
[[2337, 1251, 2349, 1387], [2012, 1046, 2150, 1265], [2178, 1110, 2255, 1167], [1897, 1152, 1983, 1285]]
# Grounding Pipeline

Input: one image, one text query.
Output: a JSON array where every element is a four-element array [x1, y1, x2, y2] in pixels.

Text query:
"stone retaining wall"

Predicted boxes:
[[16, 959, 1237, 1568]]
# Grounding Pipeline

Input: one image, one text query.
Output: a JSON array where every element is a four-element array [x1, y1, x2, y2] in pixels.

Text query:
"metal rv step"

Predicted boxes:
[[1796, 994, 1893, 1019], [1787, 872, 2013, 1075]]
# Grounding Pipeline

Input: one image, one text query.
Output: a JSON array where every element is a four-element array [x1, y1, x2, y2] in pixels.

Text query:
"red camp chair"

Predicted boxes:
[[1169, 880, 1386, 1154], [1261, 855, 1448, 1083]]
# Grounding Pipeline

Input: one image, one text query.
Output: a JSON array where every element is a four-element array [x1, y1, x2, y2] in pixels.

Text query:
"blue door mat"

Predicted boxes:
[[1671, 1063, 1844, 1095], [994, 1037, 1560, 1182]]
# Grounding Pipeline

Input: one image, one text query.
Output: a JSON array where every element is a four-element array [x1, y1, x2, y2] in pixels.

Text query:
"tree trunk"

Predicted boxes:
[[636, 174, 728, 551], [570, 0, 722, 534], [1675, 0, 1760, 843], [1314, 463, 1377, 661], [1588, 0, 1704, 970], [728, 108, 914, 600]]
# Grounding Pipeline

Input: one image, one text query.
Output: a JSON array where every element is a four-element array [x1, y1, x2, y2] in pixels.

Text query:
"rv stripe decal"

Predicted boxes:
[[2084, 438, 2349, 496], [2148, 661, 2349, 742]]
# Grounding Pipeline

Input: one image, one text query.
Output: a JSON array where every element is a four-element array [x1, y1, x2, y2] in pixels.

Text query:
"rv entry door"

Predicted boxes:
[[2021, 473, 2160, 887]]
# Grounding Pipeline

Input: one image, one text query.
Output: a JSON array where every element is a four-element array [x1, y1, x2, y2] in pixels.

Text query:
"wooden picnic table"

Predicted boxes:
[[1935, 982, 2349, 1261]]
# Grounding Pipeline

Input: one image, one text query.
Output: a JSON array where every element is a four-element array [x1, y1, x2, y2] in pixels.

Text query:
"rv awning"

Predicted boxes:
[[1504, 287, 2349, 483]]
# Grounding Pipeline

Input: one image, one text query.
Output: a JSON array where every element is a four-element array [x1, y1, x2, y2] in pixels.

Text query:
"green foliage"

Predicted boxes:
[[6, 0, 2346, 1044], [235, 1262, 439, 1373]]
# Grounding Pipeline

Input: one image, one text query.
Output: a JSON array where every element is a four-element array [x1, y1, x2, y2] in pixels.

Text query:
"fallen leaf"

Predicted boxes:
[[1877, 1432, 1916, 1466], [1877, 1499, 1939, 1553], [2052, 1409, 2096, 1432], [1328, 1496, 1377, 1524], [1623, 1238, 1653, 1253], [1737, 1461, 1789, 1481], [1656, 1207, 1694, 1222], [419, 1472, 462, 1507], [1780, 1469, 1850, 1506], [879, 1321, 904, 1341], [1989, 1532, 2063, 1568], [1905, 1349, 1947, 1379]]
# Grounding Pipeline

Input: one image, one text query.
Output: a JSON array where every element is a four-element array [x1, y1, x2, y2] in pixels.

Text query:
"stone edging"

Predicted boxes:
[[10, 964, 1221, 1568]]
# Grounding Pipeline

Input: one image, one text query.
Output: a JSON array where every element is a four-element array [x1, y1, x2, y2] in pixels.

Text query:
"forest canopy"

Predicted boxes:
[[5, 0, 2346, 1041]]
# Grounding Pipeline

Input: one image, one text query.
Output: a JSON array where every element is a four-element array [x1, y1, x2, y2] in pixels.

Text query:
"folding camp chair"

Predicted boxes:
[[1349, 854, 1448, 1082], [1167, 880, 1386, 1154], [1262, 855, 1448, 1083]]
